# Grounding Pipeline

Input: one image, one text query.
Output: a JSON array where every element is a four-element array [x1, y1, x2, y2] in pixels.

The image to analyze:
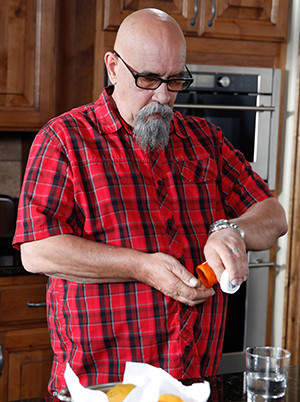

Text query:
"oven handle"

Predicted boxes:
[[248, 262, 275, 268], [174, 104, 275, 112]]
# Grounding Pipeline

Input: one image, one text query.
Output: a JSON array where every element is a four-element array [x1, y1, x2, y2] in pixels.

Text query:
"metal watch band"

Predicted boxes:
[[209, 219, 245, 240]]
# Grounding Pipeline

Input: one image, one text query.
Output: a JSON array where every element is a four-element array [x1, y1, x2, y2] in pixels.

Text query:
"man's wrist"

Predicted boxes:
[[209, 219, 245, 240]]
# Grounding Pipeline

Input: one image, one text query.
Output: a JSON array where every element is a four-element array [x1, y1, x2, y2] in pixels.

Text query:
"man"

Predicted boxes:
[[13, 8, 287, 394]]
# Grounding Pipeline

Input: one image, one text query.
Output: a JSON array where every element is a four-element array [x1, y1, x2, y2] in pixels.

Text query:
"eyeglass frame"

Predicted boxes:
[[113, 50, 194, 92]]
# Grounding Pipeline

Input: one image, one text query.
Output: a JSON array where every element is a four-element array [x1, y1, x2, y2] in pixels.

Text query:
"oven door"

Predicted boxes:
[[217, 250, 273, 374], [174, 93, 273, 185]]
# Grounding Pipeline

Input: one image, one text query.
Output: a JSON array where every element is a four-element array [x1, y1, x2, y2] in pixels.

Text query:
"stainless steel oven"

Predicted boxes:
[[175, 65, 281, 190]]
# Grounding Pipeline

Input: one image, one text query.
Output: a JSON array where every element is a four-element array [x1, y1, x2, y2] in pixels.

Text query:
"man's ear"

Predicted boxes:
[[104, 52, 118, 85]]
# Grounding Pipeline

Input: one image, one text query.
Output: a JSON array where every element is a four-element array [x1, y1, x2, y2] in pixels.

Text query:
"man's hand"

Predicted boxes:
[[134, 252, 215, 306], [203, 229, 248, 286]]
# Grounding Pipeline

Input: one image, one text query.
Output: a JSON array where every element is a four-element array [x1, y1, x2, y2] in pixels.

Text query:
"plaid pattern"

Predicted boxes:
[[13, 86, 273, 393]]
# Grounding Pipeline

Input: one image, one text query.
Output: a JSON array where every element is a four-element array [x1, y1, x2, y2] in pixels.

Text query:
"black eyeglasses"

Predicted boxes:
[[114, 50, 194, 92]]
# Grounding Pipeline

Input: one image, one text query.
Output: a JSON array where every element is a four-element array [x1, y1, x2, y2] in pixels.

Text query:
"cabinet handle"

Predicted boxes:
[[208, 0, 216, 27], [190, 0, 198, 26], [27, 301, 47, 308], [0, 344, 3, 376]]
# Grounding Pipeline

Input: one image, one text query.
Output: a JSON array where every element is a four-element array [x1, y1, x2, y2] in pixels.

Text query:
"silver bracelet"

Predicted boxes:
[[209, 219, 245, 240]]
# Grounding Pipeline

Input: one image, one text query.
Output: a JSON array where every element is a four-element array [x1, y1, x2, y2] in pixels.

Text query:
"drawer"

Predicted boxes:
[[0, 283, 47, 324]]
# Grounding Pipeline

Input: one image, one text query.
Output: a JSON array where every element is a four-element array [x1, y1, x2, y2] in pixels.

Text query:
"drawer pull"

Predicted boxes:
[[27, 301, 46, 308]]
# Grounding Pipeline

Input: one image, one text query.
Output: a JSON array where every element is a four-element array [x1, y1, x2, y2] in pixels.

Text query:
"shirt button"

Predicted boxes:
[[184, 345, 190, 352], [157, 180, 163, 186], [167, 219, 172, 225]]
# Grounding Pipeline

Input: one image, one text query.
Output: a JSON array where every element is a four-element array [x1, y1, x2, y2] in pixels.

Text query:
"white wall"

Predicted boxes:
[[272, 0, 300, 346]]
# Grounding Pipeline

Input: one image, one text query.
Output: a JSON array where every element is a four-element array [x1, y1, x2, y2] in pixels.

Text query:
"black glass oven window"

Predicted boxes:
[[175, 92, 257, 163]]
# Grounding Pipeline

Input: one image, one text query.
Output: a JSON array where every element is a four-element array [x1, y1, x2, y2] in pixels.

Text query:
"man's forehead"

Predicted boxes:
[[126, 50, 186, 75]]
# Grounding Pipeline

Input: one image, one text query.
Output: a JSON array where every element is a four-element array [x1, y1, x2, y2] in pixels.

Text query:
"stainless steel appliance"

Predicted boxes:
[[175, 65, 281, 374], [217, 249, 273, 374], [175, 64, 281, 190]]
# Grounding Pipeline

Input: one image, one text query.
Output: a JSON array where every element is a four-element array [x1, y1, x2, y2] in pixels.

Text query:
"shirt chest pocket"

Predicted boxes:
[[173, 158, 220, 221], [175, 158, 218, 183]]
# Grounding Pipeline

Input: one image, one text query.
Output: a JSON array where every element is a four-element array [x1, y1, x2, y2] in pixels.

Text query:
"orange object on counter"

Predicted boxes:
[[196, 261, 218, 288]]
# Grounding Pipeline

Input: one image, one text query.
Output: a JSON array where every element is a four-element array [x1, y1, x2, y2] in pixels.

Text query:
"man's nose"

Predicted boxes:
[[152, 82, 171, 104]]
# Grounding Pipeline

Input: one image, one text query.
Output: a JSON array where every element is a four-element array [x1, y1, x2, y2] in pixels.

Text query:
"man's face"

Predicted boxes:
[[110, 46, 185, 150]]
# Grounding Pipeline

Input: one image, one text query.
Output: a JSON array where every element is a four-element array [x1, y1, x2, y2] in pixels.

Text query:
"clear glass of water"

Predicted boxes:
[[245, 346, 291, 399]]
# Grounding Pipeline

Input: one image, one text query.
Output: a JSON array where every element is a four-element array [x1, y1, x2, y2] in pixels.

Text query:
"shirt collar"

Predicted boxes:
[[93, 86, 129, 134]]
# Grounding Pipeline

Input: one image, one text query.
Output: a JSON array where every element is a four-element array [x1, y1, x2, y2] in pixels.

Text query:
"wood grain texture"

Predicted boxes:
[[283, 34, 300, 365], [103, 0, 289, 41], [0, 275, 51, 402], [0, 0, 57, 130]]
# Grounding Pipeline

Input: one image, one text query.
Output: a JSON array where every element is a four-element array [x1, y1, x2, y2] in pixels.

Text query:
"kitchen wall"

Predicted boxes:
[[0, 133, 22, 198]]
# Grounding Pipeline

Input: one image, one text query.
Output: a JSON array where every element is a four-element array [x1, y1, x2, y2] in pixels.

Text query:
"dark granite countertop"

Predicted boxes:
[[0, 265, 29, 276], [10, 365, 300, 402]]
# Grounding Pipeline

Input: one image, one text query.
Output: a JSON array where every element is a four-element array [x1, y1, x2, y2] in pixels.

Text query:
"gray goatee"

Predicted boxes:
[[132, 103, 173, 151]]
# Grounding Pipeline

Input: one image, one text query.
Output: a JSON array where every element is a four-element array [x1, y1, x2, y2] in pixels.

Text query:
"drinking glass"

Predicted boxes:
[[245, 346, 290, 399]]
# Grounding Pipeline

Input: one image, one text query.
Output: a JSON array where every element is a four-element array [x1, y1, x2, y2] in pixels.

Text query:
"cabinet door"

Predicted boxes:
[[199, 0, 290, 41], [103, 0, 289, 42], [103, 0, 201, 35], [8, 348, 53, 401], [0, 327, 53, 402], [0, 0, 56, 130]]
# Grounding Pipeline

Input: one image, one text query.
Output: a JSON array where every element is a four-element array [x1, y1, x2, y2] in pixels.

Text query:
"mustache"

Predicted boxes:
[[137, 103, 173, 120]]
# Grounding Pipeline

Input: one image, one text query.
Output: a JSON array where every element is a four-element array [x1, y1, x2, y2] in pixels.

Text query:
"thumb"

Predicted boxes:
[[183, 274, 200, 288]]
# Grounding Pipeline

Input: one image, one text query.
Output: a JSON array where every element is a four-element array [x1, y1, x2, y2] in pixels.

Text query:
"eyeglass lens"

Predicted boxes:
[[136, 76, 191, 91]]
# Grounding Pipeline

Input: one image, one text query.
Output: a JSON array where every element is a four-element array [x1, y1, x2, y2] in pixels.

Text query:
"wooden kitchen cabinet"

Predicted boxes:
[[2, 328, 53, 401], [0, 274, 52, 402], [103, 0, 201, 35], [103, 0, 290, 42], [198, 0, 290, 41], [0, 0, 57, 130]]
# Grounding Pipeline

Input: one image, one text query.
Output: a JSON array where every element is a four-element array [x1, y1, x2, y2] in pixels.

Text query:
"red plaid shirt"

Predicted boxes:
[[14, 87, 272, 393]]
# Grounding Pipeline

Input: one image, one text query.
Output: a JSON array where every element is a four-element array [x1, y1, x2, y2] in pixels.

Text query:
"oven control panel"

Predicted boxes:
[[191, 72, 258, 93]]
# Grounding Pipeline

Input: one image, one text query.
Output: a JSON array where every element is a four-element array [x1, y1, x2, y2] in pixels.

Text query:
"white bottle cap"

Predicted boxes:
[[220, 269, 240, 294]]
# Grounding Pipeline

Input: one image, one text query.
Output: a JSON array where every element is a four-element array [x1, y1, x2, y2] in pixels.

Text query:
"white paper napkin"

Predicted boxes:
[[64, 362, 211, 402], [65, 363, 108, 402], [123, 362, 211, 402]]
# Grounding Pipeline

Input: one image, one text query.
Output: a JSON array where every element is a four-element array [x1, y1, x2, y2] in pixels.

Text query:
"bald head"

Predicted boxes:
[[114, 8, 186, 64], [104, 8, 188, 128]]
